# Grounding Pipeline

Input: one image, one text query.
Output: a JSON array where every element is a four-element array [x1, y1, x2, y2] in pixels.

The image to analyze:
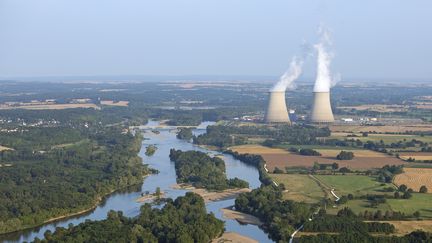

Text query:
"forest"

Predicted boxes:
[[33, 192, 224, 243], [0, 109, 150, 234], [169, 149, 249, 190]]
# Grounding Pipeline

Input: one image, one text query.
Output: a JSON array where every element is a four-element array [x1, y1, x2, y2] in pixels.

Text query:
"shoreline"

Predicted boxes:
[[0, 180, 146, 237], [172, 183, 251, 203], [221, 207, 263, 226]]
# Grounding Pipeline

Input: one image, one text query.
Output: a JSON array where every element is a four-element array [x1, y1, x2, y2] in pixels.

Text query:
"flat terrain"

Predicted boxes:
[[399, 152, 432, 161], [314, 175, 392, 196], [100, 100, 129, 107], [0, 145, 12, 151], [394, 168, 432, 192], [329, 132, 432, 144], [0, 103, 99, 110], [270, 174, 325, 203], [172, 184, 251, 203], [330, 124, 432, 133], [379, 220, 432, 235], [387, 193, 432, 218], [229, 145, 407, 171], [221, 208, 262, 226]]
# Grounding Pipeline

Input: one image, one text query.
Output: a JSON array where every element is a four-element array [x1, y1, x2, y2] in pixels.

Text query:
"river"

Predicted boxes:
[[1, 121, 272, 243]]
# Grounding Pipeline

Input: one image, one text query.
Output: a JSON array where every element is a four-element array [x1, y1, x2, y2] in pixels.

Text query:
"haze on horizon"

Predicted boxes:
[[1, 0, 431, 82]]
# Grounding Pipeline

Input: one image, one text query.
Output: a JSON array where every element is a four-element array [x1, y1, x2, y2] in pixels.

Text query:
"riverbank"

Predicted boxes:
[[221, 208, 262, 226], [172, 183, 251, 203], [212, 232, 258, 243]]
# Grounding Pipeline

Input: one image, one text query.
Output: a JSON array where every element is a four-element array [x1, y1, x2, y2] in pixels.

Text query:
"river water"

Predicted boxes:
[[1, 121, 272, 243]]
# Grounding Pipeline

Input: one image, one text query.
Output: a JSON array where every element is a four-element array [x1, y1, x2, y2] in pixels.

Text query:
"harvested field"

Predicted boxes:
[[330, 132, 432, 143], [100, 100, 129, 107], [399, 152, 432, 161], [394, 168, 432, 192], [0, 145, 12, 151], [270, 174, 325, 203], [262, 153, 406, 171], [0, 103, 100, 110], [330, 124, 432, 133], [228, 144, 290, 155], [380, 220, 432, 235], [316, 149, 387, 158]]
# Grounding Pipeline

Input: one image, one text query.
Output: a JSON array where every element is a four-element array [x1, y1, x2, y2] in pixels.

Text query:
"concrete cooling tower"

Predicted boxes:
[[265, 91, 291, 124], [310, 91, 334, 123]]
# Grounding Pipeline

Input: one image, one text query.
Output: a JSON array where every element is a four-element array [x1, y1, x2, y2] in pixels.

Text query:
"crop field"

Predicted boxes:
[[0, 103, 100, 110], [314, 174, 392, 196], [387, 193, 432, 218], [316, 149, 387, 158], [399, 152, 432, 161], [394, 168, 432, 192], [228, 144, 290, 155], [0, 145, 11, 151], [381, 220, 432, 235], [270, 174, 325, 203], [229, 145, 407, 171], [329, 132, 432, 144], [330, 124, 432, 133], [262, 153, 405, 171]]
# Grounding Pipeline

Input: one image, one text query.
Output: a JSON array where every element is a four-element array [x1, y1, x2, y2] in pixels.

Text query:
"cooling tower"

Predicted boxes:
[[311, 91, 334, 123], [265, 91, 291, 124]]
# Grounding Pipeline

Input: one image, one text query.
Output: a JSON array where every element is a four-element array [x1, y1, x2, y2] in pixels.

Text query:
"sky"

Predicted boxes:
[[0, 0, 431, 81]]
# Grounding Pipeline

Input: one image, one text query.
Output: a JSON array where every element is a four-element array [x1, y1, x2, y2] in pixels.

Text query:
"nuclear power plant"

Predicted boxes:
[[310, 91, 334, 123], [265, 91, 291, 124]]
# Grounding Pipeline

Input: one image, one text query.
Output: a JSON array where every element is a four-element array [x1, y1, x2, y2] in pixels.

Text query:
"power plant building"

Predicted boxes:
[[265, 91, 291, 124], [310, 91, 334, 123]]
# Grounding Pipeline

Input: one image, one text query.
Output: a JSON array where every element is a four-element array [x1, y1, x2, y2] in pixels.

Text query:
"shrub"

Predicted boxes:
[[420, 185, 428, 193], [336, 151, 354, 160]]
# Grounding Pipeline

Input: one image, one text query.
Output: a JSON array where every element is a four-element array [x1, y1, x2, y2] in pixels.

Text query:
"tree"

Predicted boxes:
[[419, 185, 428, 193], [413, 211, 421, 218], [394, 191, 400, 199], [273, 167, 284, 174], [336, 151, 354, 160], [332, 162, 339, 170], [402, 191, 412, 199], [155, 187, 161, 199], [399, 184, 407, 192]]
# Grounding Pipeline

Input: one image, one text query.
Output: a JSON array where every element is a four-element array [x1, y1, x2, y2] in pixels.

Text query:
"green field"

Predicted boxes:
[[271, 174, 325, 203], [314, 174, 394, 196], [277, 144, 361, 151], [388, 193, 432, 219]]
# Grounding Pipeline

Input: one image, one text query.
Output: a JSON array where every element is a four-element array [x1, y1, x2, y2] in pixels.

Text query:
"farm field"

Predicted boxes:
[[330, 124, 432, 133], [0, 145, 12, 151], [329, 132, 432, 144], [229, 145, 408, 171], [399, 152, 432, 161], [0, 103, 100, 110], [314, 174, 393, 196], [380, 220, 432, 235], [394, 168, 432, 192], [270, 174, 325, 203], [387, 193, 432, 218], [100, 100, 129, 107]]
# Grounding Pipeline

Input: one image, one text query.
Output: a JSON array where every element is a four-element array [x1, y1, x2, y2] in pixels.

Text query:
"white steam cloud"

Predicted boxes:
[[271, 56, 303, 92], [313, 26, 339, 92]]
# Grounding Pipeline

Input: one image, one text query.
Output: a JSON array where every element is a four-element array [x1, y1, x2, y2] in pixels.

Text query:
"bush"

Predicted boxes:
[[299, 148, 321, 156], [420, 185, 428, 193], [399, 184, 407, 192], [273, 167, 284, 174], [336, 151, 354, 160]]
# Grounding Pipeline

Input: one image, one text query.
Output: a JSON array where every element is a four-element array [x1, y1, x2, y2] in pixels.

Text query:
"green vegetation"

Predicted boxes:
[[270, 174, 325, 203], [33, 192, 224, 243], [169, 149, 248, 190], [0, 126, 149, 234], [300, 148, 322, 156], [194, 124, 330, 148], [144, 145, 157, 156], [235, 185, 312, 242], [314, 175, 391, 196], [176, 127, 193, 140], [336, 150, 354, 160]]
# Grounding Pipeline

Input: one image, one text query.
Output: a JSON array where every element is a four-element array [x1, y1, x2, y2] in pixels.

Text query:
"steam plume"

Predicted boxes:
[[271, 57, 303, 92], [313, 26, 339, 92]]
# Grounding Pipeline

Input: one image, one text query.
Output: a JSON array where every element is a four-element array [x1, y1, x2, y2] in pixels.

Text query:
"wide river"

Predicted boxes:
[[1, 121, 272, 243]]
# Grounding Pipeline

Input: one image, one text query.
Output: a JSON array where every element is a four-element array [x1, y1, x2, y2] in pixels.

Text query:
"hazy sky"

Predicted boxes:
[[1, 0, 431, 80]]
